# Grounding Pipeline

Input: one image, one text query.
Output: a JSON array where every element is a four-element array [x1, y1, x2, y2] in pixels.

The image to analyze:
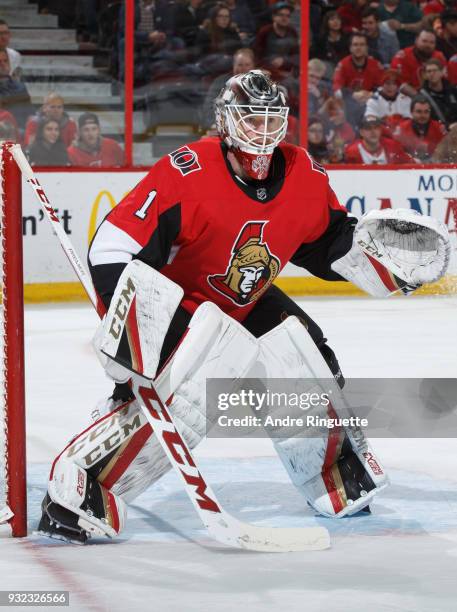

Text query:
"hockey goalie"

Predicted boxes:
[[37, 71, 450, 544]]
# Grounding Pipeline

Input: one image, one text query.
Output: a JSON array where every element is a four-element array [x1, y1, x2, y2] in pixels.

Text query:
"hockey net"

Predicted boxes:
[[0, 142, 26, 536]]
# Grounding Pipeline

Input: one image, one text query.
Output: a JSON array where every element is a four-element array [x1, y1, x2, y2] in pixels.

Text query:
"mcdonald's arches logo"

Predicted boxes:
[[87, 189, 130, 245]]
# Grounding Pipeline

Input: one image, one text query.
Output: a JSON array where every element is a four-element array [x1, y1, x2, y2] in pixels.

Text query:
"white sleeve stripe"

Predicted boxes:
[[89, 221, 143, 266]]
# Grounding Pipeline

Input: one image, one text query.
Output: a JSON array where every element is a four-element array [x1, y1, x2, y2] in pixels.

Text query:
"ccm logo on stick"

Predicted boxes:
[[109, 277, 136, 339]]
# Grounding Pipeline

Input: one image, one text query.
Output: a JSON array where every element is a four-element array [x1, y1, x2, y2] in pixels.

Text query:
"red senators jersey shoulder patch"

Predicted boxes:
[[208, 221, 281, 306], [168, 145, 202, 176]]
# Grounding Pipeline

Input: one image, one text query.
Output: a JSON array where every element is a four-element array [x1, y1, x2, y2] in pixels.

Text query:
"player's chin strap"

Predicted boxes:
[[332, 208, 451, 297]]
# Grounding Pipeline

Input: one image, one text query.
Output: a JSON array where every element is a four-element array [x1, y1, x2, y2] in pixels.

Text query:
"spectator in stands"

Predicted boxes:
[[27, 118, 70, 167], [394, 95, 447, 161], [200, 47, 256, 130], [118, 0, 174, 84], [377, 0, 423, 49], [225, 0, 256, 44], [67, 112, 124, 167], [344, 116, 413, 163], [436, 9, 457, 59], [338, 0, 369, 33], [364, 69, 411, 131], [0, 50, 32, 129], [0, 120, 17, 141], [24, 93, 77, 148], [0, 20, 22, 80], [449, 53, 457, 82], [307, 117, 330, 163], [361, 8, 400, 66], [173, 0, 208, 48], [0, 103, 20, 142], [420, 58, 457, 128], [321, 97, 356, 162], [254, 2, 299, 79], [194, 4, 242, 74], [432, 124, 457, 162], [391, 29, 448, 97], [424, 0, 457, 18], [308, 58, 332, 115], [333, 33, 384, 127], [310, 11, 350, 69]]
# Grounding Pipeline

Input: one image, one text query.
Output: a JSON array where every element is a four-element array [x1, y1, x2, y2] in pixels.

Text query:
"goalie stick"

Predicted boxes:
[[12, 145, 330, 552]]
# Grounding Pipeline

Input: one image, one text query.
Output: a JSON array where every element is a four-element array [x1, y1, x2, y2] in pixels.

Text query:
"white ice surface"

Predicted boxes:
[[1, 296, 457, 612]]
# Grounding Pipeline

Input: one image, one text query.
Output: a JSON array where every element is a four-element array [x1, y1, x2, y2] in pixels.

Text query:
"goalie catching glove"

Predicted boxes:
[[332, 208, 451, 297]]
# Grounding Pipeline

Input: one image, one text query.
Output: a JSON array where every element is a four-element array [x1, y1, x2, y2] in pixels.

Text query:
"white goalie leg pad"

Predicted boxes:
[[252, 316, 388, 518], [108, 302, 259, 502], [332, 208, 451, 296], [48, 457, 127, 538], [93, 259, 184, 382]]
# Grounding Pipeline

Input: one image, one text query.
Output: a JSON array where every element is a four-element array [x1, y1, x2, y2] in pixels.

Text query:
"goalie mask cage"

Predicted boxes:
[[0, 142, 27, 537]]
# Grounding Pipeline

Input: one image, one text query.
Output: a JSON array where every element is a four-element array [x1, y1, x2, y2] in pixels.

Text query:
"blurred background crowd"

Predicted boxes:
[[1, 0, 457, 166]]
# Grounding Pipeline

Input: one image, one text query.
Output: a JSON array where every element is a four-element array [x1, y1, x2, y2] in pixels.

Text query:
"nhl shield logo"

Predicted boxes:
[[256, 188, 267, 201], [208, 221, 281, 306]]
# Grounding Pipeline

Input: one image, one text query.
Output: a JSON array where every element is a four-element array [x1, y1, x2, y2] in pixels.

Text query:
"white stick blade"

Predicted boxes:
[[209, 517, 330, 552]]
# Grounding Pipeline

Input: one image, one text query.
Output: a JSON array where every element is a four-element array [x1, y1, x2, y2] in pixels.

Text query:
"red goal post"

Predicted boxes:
[[0, 141, 27, 537]]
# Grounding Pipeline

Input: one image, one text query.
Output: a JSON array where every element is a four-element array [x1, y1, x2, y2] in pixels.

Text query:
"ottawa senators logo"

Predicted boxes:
[[208, 221, 281, 306]]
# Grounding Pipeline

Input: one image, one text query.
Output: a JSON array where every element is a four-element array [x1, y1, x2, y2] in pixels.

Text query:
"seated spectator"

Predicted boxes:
[[337, 0, 369, 33], [424, 0, 456, 17], [361, 7, 400, 66], [307, 117, 331, 163], [67, 112, 124, 167], [321, 97, 356, 162], [195, 4, 243, 75], [0, 50, 32, 129], [0, 119, 17, 141], [432, 124, 457, 162], [365, 69, 411, 131], [118, 0, 173, 84], [436, 9, 457, 59], [27, 118, 70, 167], [0, 20, 22, 80], [25, 93, 77, 147], [391, 29, 448, 97], [200, 47, 255, 130], [254, 2, 299, 79], [173, 0, 208, 48], [308, 58, 332, 115], [420, 58, 457, 128], [225, 0, 256, 44], [310, 11, 350, 70], [394, 95, 447, 161], [377, 0, 423, 49], [449, 53, 457, 83], [0, 104, 20, 142], [344, 116, 413, 163], [333, 33, 384, 127]]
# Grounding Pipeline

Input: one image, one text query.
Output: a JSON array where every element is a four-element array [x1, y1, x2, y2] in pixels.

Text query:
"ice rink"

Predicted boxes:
[[1, 295, 457, 612]]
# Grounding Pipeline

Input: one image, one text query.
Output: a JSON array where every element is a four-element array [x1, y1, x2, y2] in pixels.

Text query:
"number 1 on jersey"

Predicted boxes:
[[135, 190, 157, 220]]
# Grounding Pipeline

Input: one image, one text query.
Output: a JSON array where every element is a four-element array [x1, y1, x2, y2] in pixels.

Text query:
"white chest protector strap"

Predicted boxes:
[[252, 316, 388, 518], [332, 209, 451, 297]]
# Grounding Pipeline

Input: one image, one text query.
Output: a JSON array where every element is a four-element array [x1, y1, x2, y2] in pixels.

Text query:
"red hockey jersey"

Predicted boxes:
[[333, 56, 384, 94], [391, 46, 448, 89], [67, 138, 124, 167], [88, 138, 354, 321]]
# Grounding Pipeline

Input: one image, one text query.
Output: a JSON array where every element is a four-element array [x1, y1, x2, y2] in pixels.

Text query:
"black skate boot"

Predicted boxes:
[[36, 494, 88, 544]]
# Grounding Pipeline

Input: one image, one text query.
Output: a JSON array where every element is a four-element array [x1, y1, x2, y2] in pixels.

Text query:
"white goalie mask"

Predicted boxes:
[[215, 70, 289, 180]]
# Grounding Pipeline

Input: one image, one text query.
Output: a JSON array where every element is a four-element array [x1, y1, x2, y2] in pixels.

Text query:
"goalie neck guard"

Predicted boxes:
[[215, 70, 289, 181]]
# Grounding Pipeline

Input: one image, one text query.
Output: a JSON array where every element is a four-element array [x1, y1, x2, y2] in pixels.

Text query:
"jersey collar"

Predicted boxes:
[[220, 142, 286, 203]]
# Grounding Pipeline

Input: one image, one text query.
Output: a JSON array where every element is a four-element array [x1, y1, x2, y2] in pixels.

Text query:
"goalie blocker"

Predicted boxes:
[[39, 259, 394, 543]]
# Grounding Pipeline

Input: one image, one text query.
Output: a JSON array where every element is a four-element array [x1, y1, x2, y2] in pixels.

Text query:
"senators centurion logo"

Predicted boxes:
[[208, 221, 281, 306]]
